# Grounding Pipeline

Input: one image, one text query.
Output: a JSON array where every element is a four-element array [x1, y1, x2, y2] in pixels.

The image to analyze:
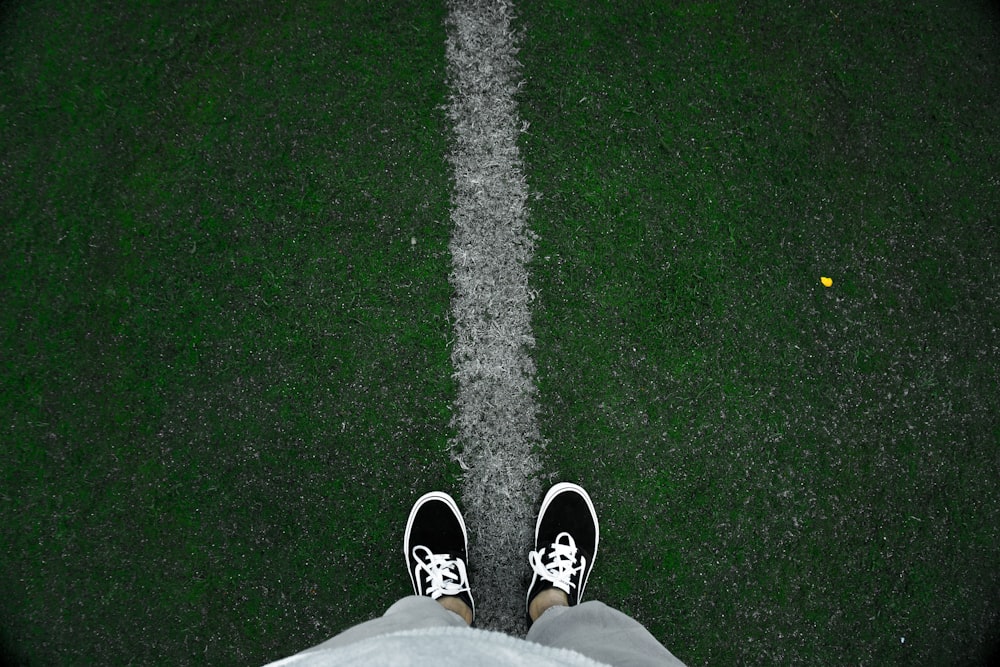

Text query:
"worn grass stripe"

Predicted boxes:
[[444, 0, 542, 635]]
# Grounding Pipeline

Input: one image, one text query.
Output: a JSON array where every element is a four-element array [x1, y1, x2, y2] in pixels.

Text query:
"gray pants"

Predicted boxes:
[[302, 596, 686, 667]]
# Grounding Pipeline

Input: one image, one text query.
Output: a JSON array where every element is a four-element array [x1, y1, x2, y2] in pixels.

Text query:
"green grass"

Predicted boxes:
[[1, 1, 458, 664], [518, 0, 999, 664], [2, 0, 999, 665]]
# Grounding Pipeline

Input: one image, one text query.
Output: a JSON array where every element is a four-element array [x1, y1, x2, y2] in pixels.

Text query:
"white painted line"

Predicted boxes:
[[444, 0, 542, 635]]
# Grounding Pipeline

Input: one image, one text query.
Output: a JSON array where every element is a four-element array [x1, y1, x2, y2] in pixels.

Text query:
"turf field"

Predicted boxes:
[[2, 1, 998, 665]]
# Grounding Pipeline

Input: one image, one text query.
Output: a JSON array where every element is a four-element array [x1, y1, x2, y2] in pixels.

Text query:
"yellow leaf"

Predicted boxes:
[[821, 276, 833, 288]]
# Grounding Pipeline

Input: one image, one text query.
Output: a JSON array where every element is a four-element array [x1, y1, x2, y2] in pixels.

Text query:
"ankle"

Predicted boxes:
[[529, 587, 569, 622], [438, 595, 474, 625]]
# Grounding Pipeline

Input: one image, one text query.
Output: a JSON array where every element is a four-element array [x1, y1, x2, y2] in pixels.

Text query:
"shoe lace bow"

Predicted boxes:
[[529, 532, 585, 594], [411, 545, 470, 599]]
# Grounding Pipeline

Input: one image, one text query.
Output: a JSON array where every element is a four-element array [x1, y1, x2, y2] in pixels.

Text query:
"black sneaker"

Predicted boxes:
[[404, 491, 475, 623], [526, 482, 599, 624]]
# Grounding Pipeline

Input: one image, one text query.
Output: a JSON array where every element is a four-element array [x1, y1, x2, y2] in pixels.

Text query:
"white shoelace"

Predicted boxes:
[[529, 531, 586, 594], [411, 545, 470, 599]]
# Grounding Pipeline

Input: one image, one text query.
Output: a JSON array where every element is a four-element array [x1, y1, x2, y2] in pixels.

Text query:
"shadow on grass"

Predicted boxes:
[[0, 624, 30, 667], [975, 633, 1000, 667], [0, 0, 12, 33], [981, 0, 1000, 36]]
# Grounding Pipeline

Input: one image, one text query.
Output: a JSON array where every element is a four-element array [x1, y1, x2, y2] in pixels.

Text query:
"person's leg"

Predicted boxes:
[[300, 595, 467, 653], [527, 600, 687, 667], [524, 483, 688, 667], [298, 491, 476, 654]]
